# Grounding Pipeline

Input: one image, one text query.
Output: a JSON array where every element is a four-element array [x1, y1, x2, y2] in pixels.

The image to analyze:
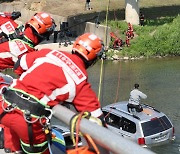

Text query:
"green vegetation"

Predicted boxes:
[[106, 15, 180, 59]]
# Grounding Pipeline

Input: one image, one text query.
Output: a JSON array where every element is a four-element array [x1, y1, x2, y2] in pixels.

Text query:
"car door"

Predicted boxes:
[[103, 111, 136, 141]]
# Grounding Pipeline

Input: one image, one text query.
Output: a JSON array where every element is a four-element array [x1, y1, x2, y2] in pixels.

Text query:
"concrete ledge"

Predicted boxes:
[[35, 43, 73, 53], [85, 22, 111, 47]]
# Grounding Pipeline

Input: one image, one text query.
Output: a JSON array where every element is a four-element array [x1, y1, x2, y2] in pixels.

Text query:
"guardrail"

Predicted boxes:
[[52, 105, 155, 154]]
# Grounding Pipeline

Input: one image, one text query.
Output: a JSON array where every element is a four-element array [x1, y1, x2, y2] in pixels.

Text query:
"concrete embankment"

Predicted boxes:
[[0, 3, 111, 46]]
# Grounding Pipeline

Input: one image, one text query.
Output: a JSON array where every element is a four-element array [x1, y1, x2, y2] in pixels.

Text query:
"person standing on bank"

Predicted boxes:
[[0, 33, 106, 153], [85, 0, 92, 10], [127, 83, 147, 113], [139, 11, 145, 26]]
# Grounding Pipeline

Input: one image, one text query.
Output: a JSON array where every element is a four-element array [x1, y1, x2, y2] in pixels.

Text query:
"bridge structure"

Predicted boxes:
[[125, 0, 140, 25]]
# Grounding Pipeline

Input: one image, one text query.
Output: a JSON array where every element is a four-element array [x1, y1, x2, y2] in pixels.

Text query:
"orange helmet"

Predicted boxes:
[[72, 33, 104, 61], [27, 12, 55, 34]]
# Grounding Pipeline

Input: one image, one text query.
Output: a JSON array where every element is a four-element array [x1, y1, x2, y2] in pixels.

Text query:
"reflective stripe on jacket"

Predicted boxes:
[[12, 49, 103, 117]]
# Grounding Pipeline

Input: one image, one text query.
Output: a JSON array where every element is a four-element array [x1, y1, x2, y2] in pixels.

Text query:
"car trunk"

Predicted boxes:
[[141, 115, 174, 146]]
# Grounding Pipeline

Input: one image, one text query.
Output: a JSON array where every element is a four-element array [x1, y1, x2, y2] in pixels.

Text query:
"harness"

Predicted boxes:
[[0, 87, 53, 153], [0, 25, 35, 48], [0, 25, 24, 43]]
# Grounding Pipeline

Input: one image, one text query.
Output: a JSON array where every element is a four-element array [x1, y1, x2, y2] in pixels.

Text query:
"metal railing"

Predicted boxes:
[[52, 105, 155, 154]]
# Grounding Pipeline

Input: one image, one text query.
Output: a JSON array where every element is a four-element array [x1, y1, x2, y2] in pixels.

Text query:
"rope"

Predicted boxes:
[[69, 111, 100, 154], [75, 112, 84, 149], [113, 62, 121, 103], [100, 0, 123, 115], [104, 62, 122, 118], [98, 0, 111, 101], [98, 59, 104, 100], [70, 111, 90, 146]]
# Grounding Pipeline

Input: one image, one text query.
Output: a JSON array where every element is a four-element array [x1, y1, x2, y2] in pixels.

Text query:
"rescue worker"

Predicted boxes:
[[0, 12, 56, 153], [0, 33, 106, 154], [127, 83, 147, 113], [125, 30, 130, 47], [0, 73, 15, 153], [113, 37, 123, 49], [0, 12, 56, 71], [0, 11, 22, 43], [127, 22, 134, 39]]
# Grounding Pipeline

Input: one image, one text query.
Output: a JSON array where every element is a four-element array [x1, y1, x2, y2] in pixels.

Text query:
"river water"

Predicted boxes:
[[87, 57, 180, 154]]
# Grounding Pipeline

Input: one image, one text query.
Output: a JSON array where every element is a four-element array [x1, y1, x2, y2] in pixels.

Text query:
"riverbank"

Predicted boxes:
[[106, 14, 180, 60]]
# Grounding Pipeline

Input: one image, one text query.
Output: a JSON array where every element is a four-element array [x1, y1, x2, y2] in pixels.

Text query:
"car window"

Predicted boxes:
[[141, 115, 172, 137], [103, 111, 136, 134], [121, 117, 136, 133]]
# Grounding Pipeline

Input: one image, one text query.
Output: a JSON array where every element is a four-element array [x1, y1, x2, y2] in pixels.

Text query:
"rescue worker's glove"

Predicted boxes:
[[70, 111, 102, 146], [11, 11, 21, 20], [89, 115, 103, 126]]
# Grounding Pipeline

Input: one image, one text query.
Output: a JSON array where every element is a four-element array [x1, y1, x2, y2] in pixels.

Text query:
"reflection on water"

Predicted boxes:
[[88, 57, 180, 154]]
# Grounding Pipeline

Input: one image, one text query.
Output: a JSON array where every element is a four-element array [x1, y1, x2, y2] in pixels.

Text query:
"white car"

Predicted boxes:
[[102, 101, 175, 147]]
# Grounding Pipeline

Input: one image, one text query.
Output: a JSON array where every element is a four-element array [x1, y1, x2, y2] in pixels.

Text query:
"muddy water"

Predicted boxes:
[[88, 57, 180, 154]]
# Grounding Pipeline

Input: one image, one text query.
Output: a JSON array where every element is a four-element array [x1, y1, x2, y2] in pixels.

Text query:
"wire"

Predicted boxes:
[[104, 62, 122, 118]]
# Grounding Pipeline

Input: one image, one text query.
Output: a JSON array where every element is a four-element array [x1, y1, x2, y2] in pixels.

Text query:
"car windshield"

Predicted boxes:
[[141, 116, 172, 137]]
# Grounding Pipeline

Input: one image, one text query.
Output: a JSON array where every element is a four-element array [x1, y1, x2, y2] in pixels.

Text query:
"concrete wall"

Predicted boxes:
[[0, 3, 67, 29], [0, 3, 111, 46], [85, 22, 111, 47]]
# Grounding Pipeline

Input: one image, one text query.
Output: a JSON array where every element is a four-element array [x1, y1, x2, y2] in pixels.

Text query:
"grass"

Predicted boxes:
[[101, 0, 180, 59], [106, 14, 180, 58]]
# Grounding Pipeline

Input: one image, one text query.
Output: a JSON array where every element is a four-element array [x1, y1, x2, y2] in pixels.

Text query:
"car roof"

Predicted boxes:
[[102, 101, 165, 122]]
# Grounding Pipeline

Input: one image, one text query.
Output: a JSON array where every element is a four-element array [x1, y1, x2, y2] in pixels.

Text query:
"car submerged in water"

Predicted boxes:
[[102, 101, 175, 147]]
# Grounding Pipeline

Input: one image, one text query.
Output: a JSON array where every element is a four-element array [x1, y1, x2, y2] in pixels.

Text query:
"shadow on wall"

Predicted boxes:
[[67, 4, 180, 29], [140, 5, 180, 26], [0, 0, 13, 2]]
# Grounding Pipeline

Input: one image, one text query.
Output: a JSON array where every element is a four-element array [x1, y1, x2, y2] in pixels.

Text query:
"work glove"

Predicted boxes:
[[11, 11, 21, 20]]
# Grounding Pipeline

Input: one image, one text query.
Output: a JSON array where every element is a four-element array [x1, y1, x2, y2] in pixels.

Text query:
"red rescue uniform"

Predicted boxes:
[[0, 27, 39, 71], [0, 13, 23, 152], [0, 12, 55, 153], [0, 49, 103, 153], [0, 13, 18, 35]]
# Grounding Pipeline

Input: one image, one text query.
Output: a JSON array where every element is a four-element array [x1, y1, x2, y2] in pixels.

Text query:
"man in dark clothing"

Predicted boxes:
[[139, 12, 145, 26]]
